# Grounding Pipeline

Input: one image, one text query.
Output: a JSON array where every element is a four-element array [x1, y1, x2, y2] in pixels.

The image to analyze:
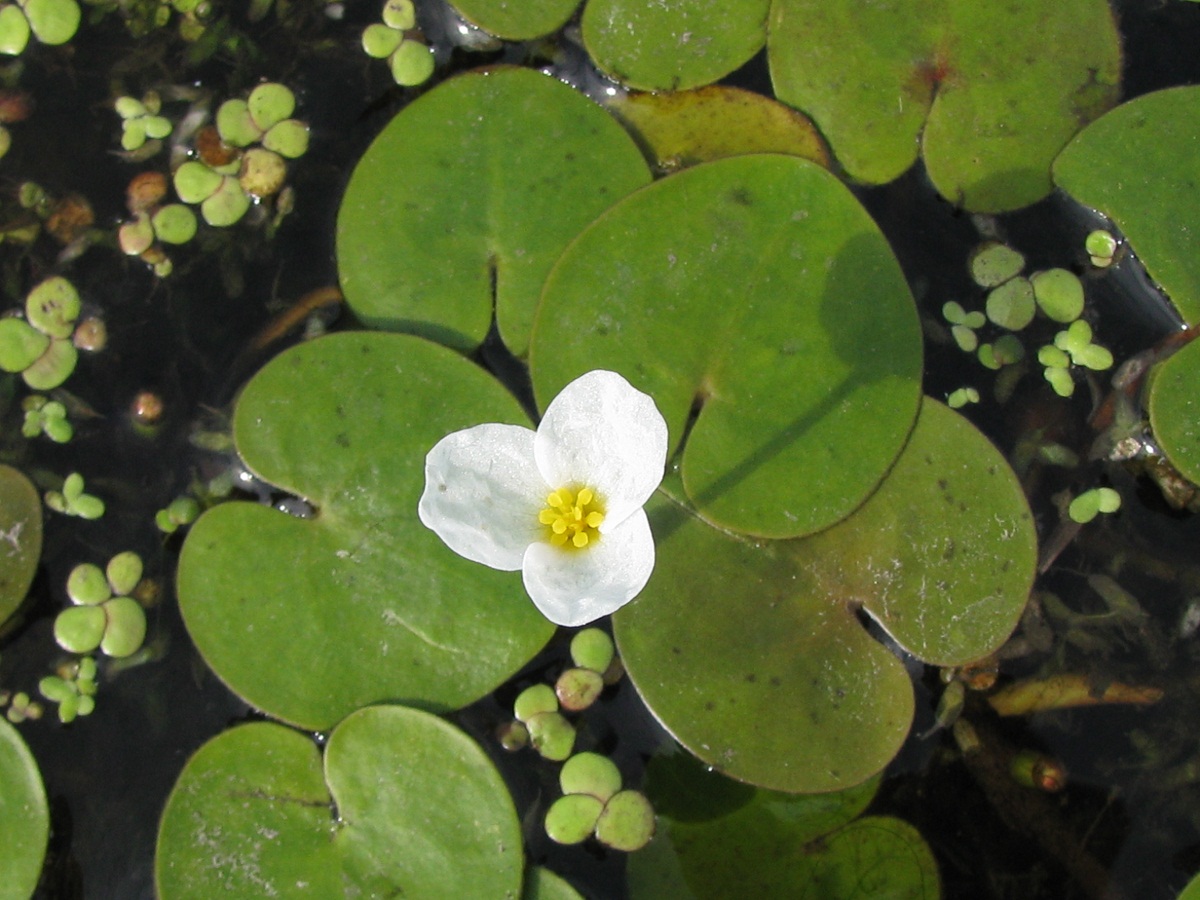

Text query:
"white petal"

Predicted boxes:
[[418, 423, 547, 570], [534, 370, 668, 528], [521, 509, 655, 626]]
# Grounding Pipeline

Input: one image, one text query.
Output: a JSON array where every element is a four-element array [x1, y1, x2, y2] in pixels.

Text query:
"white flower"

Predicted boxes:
[[418, 370, 668, 627]]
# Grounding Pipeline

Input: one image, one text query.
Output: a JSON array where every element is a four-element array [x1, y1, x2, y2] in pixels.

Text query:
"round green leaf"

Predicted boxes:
[[247, 82, 295, 133], [54, 604, 106, 653], [151, 204, 197, 245], [985, 277, 1036, 331], [143, 114, 172, 140], [22, 337, 76, 390], [215, 98, 261, 148], [361, 21, 402, 59], [25, 275, 80, 339], [1149, 336, 1200, 485], [969, 242, 1025, 289], [380, 0, 415, 30], [22, 0, 79, 45], [769, 0, 1120, 212], [100, 596, 147, 658], [0, 718, 48, 900], [514, 683, 559, 722], [261, 118, 309, 159], [614, 399, 1034, 792], [582, 0, 769, 92], [1054, 86, 1200, 324], [526, 710, 576, 761], [448, 0, 577, 40], [1031, 268, 1085, 323], [0, 5, 30, 55], [594, 790, 655, 851], [0, 465, 41, 629], [122, 122, 149, 153], [388, 38, 434, 87], [0, 317, 49, 373], [105, 550, 143, 596], [532, 154, 922, 539], [156, 706, 524, 897], [199, 176, 250, 227], [177, 332, 555, 730], [560, 751, 622, 802], [605, 86, 830, 171], [545, 794, 605, 845], [172, 160, 223, 204], [570, 627, 614, 674], [66, 562, 111, 605], [335, 66, 652, 357]]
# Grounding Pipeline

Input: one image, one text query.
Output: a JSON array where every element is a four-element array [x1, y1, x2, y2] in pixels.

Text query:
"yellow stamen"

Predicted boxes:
[[538, 485, 605, 551]]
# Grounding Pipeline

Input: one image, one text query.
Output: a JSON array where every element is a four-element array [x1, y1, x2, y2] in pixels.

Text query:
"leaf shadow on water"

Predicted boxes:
[[652, 230, 921, 546]]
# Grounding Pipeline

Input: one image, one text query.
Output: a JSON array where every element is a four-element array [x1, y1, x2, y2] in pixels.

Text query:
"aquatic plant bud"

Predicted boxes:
[[419, 370, 667, 627]]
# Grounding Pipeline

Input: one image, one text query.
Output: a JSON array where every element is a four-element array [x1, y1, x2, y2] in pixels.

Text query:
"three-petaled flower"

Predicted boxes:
[[419, 370, 668, 627]]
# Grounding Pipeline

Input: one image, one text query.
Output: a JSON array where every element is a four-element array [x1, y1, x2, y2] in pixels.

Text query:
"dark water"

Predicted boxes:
[[1, 1, 1200, 898]]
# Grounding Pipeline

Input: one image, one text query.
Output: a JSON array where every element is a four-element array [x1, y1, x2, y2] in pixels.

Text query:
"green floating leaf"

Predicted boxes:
[[336, 67, 651, 357], [1178, 871, 1200, 900], [381, 0, 415, 30], [545, 794, 605, 845], [594, 790, 655, 851], [769, 0, 1120, 211], [606, 86, 830, 171], [199, 176, 250, 227], [970, 242, 1024, 289], [448, 0, 577, 40], [247, 82, 294, 133], [25, 275, 80, 339], [0, 465, 41, 629], [560, 752, 622, 802], [581, 0, 770, 92], [0, 317, 49, 373], [0, 718, 48, 900], [1149, 336, 1200, 486], [177, 332, 554, 731], [156, 706, 523, 897], [0, 5, 31, 55], [629, 752, 939, 898], [21, 338, 76, 391], [388, 38, 434, 87], [22, 0, 79, 45], [615, 399, 1034, 792], [362, 21, 402, 58], [524, 866, 585, 900], [985, 277, 1036, 331], [533, 154, 922, 539], [1031, 268, 1085, 323], [215, 98, 260, 148], [1054, 86, 1200, 324]]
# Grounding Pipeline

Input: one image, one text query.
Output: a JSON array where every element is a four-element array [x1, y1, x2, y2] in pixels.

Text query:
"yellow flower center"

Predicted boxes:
[[537, 486, 605, 550]]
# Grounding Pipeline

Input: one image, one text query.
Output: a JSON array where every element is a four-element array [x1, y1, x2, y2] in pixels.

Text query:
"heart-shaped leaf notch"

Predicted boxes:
[[532, 153, 924, 540], [155, 705, 525, 897], [615, 399, 1036, 793], [177, 332, 555, 731], [768, 0, 1121, 212], [335, 66, 652, 358]]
